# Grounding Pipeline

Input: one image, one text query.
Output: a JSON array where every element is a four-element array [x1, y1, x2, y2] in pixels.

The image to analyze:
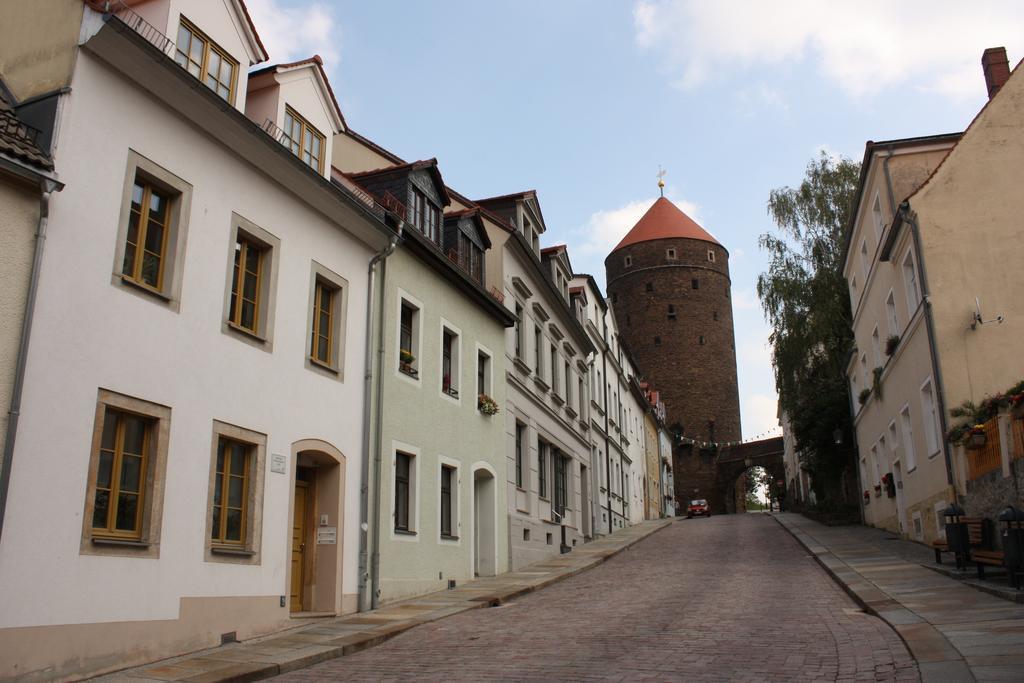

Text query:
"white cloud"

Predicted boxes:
[[245, 0, 340, 67], [731, 288, 760, 312], [633, 0, 1024, 100], [574, 192, 700, 258]]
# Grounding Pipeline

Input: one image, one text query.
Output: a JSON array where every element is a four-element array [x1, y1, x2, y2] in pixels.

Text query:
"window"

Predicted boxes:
[[900, 406, 917, 470], [550, 344, 559, 395], [699, 335, 706, 345], [410, 188, 440, 244], [534, 324, 543, 375], [113, 153, 192, 308], [205, 421, 266, 562], [283, 106, 326, 173], [713, 310, 719, 321], [850, 275, 859, 306], [477, 349, 491, 399], [886, 290, 899, 337], [667, 248, 677, 260], [920, 379, 941, 456], [440, 465, 455, 538], [223, 215, 279, 345], [398, 297, 420, 378], [395, 452, 413, 532], [667, 304, 676, 320], [707, 250, 715, 263], [82, 390, 171, 558], [515, 423, 525, 488], [229, 236, 264, 333], [565, 361, 573, 409], [691, 278, 699, 290], [645, 282, 654, 292], [860, 239, 870, 282], [624, 255, 632, 267], [306, 264, 348, 377], [175, 18, 237, 103], [902, 250, 921, 312], [514, 303, 524, 359], [122, 179, 170, 291], [871, 327, 881, 367], [538, 440, 548, 499], [872, 195, 884, 240], [210, 437, 252, 546], [91, 409, 152, 540], [442, 328, 458, 396], [554, 452, 568, 515], [654, 336, 661, 346]]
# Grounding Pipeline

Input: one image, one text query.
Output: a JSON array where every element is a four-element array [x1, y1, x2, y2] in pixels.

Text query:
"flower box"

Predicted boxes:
[[477, 393, 500, 416], [966, 431, 987, 450]]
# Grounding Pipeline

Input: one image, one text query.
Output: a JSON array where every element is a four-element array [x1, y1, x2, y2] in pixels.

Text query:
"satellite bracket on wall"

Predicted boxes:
[[970, 297, 1004, 330]]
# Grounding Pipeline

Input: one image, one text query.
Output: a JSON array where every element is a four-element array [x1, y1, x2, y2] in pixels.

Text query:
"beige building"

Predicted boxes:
[[846, 48, 1024, 542]]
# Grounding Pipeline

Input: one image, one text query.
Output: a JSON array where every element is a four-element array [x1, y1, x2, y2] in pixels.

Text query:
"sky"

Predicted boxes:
[[246, 0, 1022, 440]]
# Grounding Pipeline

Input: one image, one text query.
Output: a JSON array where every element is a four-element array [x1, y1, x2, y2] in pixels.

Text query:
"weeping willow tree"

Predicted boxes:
[[757, 152, 861, 502]]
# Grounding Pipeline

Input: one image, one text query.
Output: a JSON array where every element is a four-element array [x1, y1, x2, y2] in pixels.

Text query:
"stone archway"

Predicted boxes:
[[713, 437, 785, 514]]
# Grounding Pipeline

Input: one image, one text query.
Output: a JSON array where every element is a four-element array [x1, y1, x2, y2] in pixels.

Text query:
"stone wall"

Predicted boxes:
[[964, 459, 1024, 549]]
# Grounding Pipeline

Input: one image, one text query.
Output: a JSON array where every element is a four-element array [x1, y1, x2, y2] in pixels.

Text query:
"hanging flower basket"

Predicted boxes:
[[966, 427, 987, 450], [478, 393, 500, 415]]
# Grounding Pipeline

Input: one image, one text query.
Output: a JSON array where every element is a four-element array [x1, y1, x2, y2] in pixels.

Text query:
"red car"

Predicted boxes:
[[687, 499, 710, 518]]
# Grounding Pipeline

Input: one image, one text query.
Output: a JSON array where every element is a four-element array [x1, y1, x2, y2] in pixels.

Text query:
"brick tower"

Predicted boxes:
[[604, 196, 741, 512]]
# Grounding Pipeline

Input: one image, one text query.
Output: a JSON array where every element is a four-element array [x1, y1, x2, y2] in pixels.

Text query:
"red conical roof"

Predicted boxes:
[[612, 196, 721, 252]]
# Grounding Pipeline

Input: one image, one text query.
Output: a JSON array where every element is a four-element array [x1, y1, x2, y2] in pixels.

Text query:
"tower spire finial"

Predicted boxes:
[[656, 165, 666, 197]]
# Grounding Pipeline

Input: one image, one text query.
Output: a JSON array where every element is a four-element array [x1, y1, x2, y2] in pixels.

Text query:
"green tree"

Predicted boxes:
[[757, 152, 861, 502]]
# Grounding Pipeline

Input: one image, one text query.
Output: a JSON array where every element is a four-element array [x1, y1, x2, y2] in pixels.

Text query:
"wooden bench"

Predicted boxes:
[[974, 549, 1024, 589], [932, 517, 987, 568]]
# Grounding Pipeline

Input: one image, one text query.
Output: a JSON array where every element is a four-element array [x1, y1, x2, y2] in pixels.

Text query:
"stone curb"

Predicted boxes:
[[771, 514, 975, 683], [113, 519, 673, 682]]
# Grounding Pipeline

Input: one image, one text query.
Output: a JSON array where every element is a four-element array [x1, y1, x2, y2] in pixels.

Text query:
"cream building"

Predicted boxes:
[[846, 48, 1024, 542], [332, 135, 515, 605], [0, 2, 399, 678], [473, 199, 596, 568]]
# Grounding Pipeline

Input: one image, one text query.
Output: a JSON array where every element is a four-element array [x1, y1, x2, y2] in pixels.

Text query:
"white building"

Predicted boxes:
[[0, 2, 397, 678]]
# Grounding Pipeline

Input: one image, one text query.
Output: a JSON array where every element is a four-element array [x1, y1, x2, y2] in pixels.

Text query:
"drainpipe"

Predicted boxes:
[[358, 222, 402, 613], [881, 150, 955, 492], [0, 183, 60, 541]]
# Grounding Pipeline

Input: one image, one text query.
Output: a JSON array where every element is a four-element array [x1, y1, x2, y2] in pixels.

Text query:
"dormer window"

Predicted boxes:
[[283, 106, 325, 173], [457, 232, 484, 284], [175, 18, 238, 103], [411, 189, 440, 244]]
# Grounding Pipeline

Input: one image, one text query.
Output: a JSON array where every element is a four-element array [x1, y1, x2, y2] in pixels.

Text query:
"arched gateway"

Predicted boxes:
[[711, 437, 785, 514]]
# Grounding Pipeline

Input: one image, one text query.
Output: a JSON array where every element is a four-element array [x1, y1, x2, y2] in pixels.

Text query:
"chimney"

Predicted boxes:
[[982, 47, 1010, 100]]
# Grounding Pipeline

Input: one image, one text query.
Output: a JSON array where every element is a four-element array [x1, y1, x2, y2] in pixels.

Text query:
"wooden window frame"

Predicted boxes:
[[439, 320, 461, 401], [112, 151, 192, 310], [80, 389, 171, 559], [175, 16, 239, 104], [283, 105, 326, 174], [204, 421, 266, 564], [222, 214, 280, 350], [394, 451, 413, 533], [229, 235, 264, 333], [439, 462, 459, 540], [305, 262, 349, 378], [515, 422, 525, 489], [210, 437, 252, 547]]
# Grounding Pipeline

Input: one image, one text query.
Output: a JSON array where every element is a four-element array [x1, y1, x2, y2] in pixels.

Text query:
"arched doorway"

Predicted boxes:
[[472, 465, 497, 577], [289, 440, 347, 615]]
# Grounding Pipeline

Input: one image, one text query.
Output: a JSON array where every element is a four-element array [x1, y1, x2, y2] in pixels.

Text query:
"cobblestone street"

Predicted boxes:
[[276, 515, 918, 682]]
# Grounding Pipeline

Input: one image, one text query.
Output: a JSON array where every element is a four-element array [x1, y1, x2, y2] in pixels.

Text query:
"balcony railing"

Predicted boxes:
[[100, 0, 175, 58]]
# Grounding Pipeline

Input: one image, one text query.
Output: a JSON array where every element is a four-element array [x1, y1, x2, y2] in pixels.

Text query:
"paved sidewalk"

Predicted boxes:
[[99, 519, 672, 682], [775, 513, 1024, 683]]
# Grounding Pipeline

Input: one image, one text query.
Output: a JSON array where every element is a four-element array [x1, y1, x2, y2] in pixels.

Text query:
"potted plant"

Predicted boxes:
[[882, 473, 896, 498], [863, 490, 871, 503], [478, 393, 500, 415], [399, 349, 417, 376], [858, 388, 872, 406], [966, 424, 987, 450], [872, 367, 884, 400], [885, 334, 900, 356], [873, 484, 882, 497]]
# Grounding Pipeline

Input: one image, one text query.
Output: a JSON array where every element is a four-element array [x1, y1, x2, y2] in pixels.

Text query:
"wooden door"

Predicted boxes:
[[290, 483, 308, 612]]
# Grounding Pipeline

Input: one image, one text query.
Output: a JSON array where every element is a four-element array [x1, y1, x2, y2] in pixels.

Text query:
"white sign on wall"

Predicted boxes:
[[316, 527, 337, 545], [270, 453, 286, 474]]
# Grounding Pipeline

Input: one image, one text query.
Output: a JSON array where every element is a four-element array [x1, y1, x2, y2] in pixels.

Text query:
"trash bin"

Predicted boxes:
[[944, 503, 970, 570], [998, 505, 1024, 590]]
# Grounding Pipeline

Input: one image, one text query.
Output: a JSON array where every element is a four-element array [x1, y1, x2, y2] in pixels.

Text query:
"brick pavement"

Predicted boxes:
[[276, 514, 917, 682]]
